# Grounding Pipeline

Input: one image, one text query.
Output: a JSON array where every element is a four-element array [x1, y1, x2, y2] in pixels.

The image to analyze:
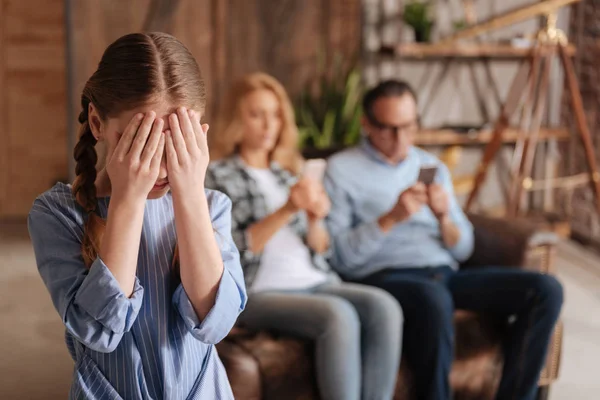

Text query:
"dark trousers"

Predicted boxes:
[[356, 266, 563, 400]]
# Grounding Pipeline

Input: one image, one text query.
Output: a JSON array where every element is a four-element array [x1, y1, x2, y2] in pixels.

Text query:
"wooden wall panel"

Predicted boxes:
[[170, 0, 214, 113], [69, 0, 150, 126], [0, 0, 67, 218], [0, 2, 6, 216], [0, 0, 361, 218], [68, 0, 361, 130], [62, 0, 360, 200]]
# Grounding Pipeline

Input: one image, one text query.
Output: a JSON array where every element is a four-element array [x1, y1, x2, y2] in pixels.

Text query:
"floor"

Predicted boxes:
[[1, 223, 600, 399]]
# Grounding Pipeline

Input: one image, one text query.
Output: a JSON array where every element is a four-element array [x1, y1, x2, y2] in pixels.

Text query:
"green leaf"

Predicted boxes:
[[344, 105, 363, 146], [319, 110, 336, 148], [294, 51, 363, 151]]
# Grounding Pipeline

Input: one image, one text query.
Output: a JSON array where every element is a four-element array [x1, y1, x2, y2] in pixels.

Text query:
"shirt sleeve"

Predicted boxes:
[[436, 163, 475, 262], [324, 165, 389, 274], [172, 191, 247, 344], [28, 199, 144, 353]]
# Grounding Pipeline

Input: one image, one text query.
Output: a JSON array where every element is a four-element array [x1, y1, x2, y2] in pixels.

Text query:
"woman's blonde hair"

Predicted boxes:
[[210, 72, 302, 172]]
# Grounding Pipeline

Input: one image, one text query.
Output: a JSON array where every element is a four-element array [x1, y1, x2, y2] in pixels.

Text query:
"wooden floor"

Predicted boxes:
[[1, 223, 599, 399], [551, 241, 600, 399]]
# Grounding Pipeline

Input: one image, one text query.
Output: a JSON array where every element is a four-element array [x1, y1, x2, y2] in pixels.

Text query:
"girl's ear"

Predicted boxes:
[[88, 103, 105, 141]]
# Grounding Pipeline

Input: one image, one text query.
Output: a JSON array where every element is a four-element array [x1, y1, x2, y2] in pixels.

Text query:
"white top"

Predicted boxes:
[[245, 166, 329, 293]]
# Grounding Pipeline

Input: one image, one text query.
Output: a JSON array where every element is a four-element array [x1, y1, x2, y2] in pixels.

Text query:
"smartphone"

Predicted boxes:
[[418, 166, 438, 185], [302, 159, 327, 181]]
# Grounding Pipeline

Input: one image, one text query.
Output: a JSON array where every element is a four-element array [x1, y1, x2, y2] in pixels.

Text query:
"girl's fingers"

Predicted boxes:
[[150, 134, 166, 171], [177, 107, 197, 151], [129, 111, 157, 159], [192, 110, 210, 154], [114, 113, 144, 159], [140, 118, 164, 166], [165, 130, 179, 167], [169, 113, 188, 157]]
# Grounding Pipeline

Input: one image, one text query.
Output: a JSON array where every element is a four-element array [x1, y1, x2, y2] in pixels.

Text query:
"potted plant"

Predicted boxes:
[[295, 55, 363, 159], [403, 1, 435, 43], [453, 19, 468, 32]]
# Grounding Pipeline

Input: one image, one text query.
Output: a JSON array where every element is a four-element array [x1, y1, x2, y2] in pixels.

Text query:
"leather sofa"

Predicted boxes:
[[216, 214, 563, 400]]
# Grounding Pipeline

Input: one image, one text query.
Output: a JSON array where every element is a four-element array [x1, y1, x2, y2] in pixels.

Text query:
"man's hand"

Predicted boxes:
[[427, 184, 450, 220], [378, 183, 427, 232]]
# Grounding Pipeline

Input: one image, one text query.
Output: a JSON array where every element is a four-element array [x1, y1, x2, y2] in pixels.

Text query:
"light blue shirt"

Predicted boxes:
[[324, 140, 474, 279], [28, 183, 246, 399]]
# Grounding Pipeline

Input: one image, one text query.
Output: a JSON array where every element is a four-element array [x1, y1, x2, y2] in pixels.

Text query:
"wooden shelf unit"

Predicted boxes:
[[415, 127, 570, 146], [379, 43, 576, 60]]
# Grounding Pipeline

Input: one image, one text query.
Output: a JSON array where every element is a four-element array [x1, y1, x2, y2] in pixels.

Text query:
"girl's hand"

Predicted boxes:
[[106, 112, 165, 202], [165, 107, 210, 198]]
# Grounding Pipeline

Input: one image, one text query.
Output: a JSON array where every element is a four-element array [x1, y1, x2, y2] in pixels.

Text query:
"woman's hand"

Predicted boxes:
[[306, 184, 331, 222], [165, 107, 210, 198], [287, 178, 319, 212], [286, 178, 330, 221], [106, 112, 165, 202]]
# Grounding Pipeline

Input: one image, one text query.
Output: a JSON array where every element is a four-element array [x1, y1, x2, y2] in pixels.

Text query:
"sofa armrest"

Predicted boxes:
[[216, 336, 262, 400], [462, 214, 559, 270]]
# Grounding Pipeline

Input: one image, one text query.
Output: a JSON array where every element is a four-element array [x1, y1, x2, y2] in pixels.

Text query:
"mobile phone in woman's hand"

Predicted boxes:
[[302, 159, 327, 182]]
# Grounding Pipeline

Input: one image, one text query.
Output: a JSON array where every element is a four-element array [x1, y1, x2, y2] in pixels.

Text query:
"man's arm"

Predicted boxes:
[[438, 215, 461, 248], [323, 166, 389, 273], [433, 164, 474, 262]]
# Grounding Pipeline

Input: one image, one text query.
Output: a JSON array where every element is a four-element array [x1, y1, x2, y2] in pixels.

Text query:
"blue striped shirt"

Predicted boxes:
[[324, 140, 474, 278], [28, 183, 247, 399]]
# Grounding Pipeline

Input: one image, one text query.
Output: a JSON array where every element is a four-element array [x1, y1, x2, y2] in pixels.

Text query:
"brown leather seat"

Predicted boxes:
[[218, 215, 563, 400]]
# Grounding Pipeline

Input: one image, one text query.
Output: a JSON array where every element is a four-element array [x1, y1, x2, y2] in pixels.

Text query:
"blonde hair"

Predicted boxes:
[[210, 72, 302, 172]]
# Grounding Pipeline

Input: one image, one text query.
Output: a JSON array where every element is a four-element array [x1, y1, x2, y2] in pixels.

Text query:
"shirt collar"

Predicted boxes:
[[233, 153, 284, 174], [360, 137, 414, 167]]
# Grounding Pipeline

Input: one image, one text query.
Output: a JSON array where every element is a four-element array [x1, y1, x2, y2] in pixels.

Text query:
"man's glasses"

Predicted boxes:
[[367, 114, 419, 138]]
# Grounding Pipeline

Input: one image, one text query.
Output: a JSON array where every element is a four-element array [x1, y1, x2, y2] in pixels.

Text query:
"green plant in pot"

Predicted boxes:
[[453, 19, 468, 32], [403, 0, 434, 43], [295, 54, 363, 159]]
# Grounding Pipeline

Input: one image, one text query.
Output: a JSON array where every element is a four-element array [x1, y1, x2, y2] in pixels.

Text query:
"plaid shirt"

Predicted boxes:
[[205, 155, 333, 288]]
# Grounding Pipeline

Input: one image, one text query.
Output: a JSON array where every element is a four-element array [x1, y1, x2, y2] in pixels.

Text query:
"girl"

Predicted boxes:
[[28, 33, 246, 399], [206, 72, 403, 400]]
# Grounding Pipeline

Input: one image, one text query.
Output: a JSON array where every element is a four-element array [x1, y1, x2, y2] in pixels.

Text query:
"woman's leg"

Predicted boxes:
[[316, 283, 403, 400], [237, 292, 362, 400]]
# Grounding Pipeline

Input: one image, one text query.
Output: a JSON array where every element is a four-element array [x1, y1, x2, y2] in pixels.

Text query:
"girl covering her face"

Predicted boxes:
[[28, 32, 246, 400]]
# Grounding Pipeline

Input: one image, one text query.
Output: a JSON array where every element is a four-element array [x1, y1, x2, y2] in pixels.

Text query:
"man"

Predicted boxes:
[[324, 80, 563, 400]]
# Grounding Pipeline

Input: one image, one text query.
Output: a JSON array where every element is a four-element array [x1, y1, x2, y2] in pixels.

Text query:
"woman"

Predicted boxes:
[[28, 33, 246, 399], [206, 72, 403, 400]]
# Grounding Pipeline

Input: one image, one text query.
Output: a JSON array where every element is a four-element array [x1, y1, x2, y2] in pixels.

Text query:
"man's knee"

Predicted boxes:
[[531, 274, 564, 315], [414, 283, 455, 330]]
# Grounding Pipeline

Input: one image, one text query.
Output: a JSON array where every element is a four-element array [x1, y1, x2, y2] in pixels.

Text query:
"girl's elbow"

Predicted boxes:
[[74, 330, 124, 353], [65, 318, 126, 353]]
